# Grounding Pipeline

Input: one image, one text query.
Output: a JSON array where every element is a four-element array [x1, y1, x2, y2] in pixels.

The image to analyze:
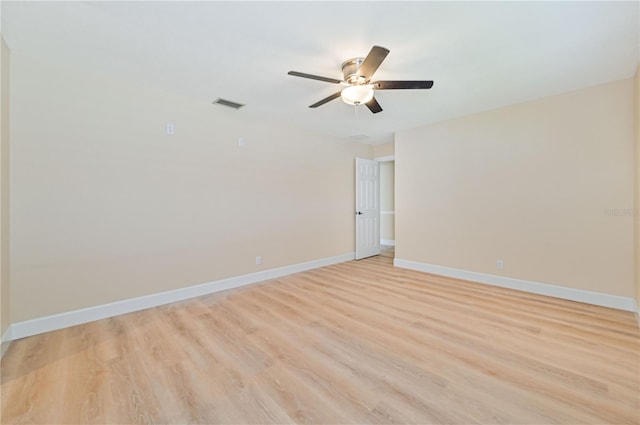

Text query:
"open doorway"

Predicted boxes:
[[378, 157, 395, 258]]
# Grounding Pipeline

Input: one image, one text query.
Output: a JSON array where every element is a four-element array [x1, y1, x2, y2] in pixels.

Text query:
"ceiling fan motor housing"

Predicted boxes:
[[342, 58, 367, 84]]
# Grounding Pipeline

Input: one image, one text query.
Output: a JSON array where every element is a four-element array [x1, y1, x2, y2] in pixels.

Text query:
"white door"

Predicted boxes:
[[355, 158, 380, 260]]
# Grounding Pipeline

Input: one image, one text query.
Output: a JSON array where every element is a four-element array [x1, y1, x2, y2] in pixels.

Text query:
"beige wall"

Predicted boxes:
[[635, 67, 640, 309], [380, 161, 394, 242], [396, 78, 635, 298], [10, 53, 371, 322], [1, 36, 10, 338], [374, 142, 394, 159]]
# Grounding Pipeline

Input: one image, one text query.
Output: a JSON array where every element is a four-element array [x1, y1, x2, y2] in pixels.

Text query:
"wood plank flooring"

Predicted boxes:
[[2, 254, 639, 424]]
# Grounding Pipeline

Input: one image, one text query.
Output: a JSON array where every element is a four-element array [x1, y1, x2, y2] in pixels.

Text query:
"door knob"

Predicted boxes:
[[356, 211, 363, 215]]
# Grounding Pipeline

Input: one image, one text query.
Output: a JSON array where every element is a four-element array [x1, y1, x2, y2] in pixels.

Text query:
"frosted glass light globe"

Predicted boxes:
[[341, 85, 374, 105]]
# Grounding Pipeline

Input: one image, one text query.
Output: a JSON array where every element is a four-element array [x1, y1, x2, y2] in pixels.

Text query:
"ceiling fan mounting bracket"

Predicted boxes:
[[341, 58, 366, 84]]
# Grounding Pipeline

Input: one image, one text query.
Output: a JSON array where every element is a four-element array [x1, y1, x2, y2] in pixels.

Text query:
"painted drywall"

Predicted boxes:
[[380, 161, 394, 243], [1, 36, 10, 340], [635, 67, 640, 310], [10, 53, 371, 323], [396, 78, 635, 298], [374, 142, 394, 159]]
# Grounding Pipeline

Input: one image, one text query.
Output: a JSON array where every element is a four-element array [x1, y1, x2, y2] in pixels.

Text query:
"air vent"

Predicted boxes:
[[212, 98, 245, 109]]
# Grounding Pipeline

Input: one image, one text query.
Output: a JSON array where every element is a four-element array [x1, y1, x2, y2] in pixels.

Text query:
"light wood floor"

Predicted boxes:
[[2, 254, 639, 424]]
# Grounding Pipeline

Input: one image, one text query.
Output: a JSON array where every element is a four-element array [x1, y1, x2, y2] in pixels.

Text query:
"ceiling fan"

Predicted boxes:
[[288, 46, 434, 114]]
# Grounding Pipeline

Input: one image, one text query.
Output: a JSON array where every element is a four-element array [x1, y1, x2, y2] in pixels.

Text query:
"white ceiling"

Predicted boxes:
[[2, 1, 638, 145]]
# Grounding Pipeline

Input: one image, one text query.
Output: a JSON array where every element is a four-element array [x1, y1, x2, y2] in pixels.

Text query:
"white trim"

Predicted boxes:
[[380, 210, 395, 215], [1, 327, 11, 358], [393, 258, 637, 312], [7, 252, 355, 341], [375, 155, 395, 162], [381, 240, 396, 246]]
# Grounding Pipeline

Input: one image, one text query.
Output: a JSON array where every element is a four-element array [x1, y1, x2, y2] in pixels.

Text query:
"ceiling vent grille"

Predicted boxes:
[[212, 98, 245, 109]]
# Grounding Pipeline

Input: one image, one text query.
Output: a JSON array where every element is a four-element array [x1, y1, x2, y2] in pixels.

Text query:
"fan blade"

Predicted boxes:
[[372, 80, 434, 90], [365, 96, 383, 114], [309, 92, 342, 108], [288, 71, 343, 84], [356, 46, 390, 80]]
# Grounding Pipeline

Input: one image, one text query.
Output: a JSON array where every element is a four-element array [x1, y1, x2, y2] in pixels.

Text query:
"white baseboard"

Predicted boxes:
[[394, 258, 637, 312], [381, 240, 396, 246], [7, 252, 355, 342]]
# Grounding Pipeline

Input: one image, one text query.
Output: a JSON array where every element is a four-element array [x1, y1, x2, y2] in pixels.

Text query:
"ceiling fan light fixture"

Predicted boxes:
[[341, 85, 374, 106], [288, 45, 433, 114]]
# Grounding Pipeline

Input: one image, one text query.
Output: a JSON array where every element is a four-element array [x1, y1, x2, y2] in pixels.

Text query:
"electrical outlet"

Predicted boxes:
[[255, 256, 261, 266], [497, 259, 504, 270], [166, 123, 174, 135]]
